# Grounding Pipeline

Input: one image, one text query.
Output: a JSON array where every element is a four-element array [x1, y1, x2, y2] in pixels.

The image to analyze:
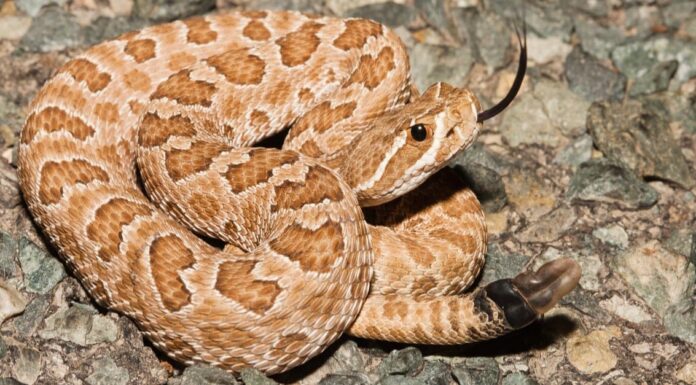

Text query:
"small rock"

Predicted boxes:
[[409, 43, 473, 93], [413, 0, 451, 40], [565, 158, 659, 210], [499, 93, 564, 147], [18, 5, 83, 52], [565, 327, 620, 374], [0, 280, 26, 325], [474, 11, 511, 70], [82, 16, 149, 46], [176, 365, 239, 385], [526, 34, 572, 65], [378, 359, 450, 385], [0, 379, 23, 385], [573, 15, 624, 60], [553, 134, 593, 168], [0, 338, 7, 359], [480, 243, 528, 285], [663, 1, 696, 29], [0, 15, 32, 40], [613, 37, 696, 89], [343, 2, 418, 27], [377, 347, 423, 377], [522, 2, 572, 39], [505, 168, 557, 221], [239, 368, 277, 385], [587, 99, 695, 189], [18, 237, 65, 294], [592, 225, 629, 249], [452, 357, 499, 385], [599, 295, 651, 323], [502, 372, 538, 385], [12, 295, 49, 336], [0, 231, 18, 278], [664, 228, 695, 262], [11, 347, 42, 385], [86, 357, 129, 385], [539, 248, 601, 292], [676, 360, 696, 385], [517, 205, 577, 243], [565, 46, 626, 102], [560, 0, 608, 17], [534, 79, 591, 138], [452, 143, 507, 212], [132, 0, 215, 21], [39, 304, 119, 346], [318, 373, 369, 385], [613, 241, 694, 314], [14, 0, 67, 16]]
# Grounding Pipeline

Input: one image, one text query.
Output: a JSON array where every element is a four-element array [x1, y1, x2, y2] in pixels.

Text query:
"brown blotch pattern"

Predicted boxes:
[[23, 107, 95, 144], [293, 101, 357, 135], [167, 52, 197, 72], [59, 58, 112, 93], [139, 113, 196, 147], [151, 70, 216, 107], [165, 141, 229, 181], [39, 160, 109, 205], [94, 102, 119, 123], [270, 221, 343, 273], [124, 38, 156, 63], [297, 87, 315, 104], [298, 139, 323, 158], [250, 109, 270, 128], [215, 260, 281, 314], [187, 192, 221, 220], [273, 166, 344, 210], [86, 198, 152, 262], [241, 10, 268, 18], [183, 17, 218, 44], [149, 235, 196, 312], [243, 20, 271, 41], [273, 332, 309, 354], [333, 19, 382, 51], [207, 50, 265, 85], [123, 69, 152, 93], [225, 149, 299, 193], [347, 47, 395, 90], [276, 22, 323, 67], [401, 236, 435, 267], [429, 228, 479, 255]]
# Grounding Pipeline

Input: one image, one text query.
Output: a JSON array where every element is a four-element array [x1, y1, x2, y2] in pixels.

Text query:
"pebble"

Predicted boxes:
[[534, 79, 591, 138], [573, 15, 623, 60], [592, 225, 629, 249], [451, 357, 499, 385], [377, 359, 450, 385], [452, 143, 507, 212], [599, 295, 651, 324], [377, 347, 423, 377], [131, 0, 215, 21], [553, 134, 593, 169], [17, 237, 65, 294], [612, 37, 696, 88], [318, 373, 369, 385], [408, 43, 473, 93], [0, 15, 32, 40], [239, 368, 278, 385], [501, 372, 538, 385], [14, 0, 67, 17], [526, 34, 572, 65], [565, 158, 659, 210], [516, 205, 577, 243], [587, 99, 695, 189], [504, 168, 557, 221], [12, 295, 49, 336], [0, 280, 26, 325], [473, 11, 510, 70], [480, 243, 528, 285], [676, 361, 696, 385], [86, 357, 129, 385], [39, 304, 119, 345], [0, 231, 19, 278], [343, 2, 418, 27], [11, 347, 42, 385], [499, 93, 564, 147], [18, 5, 82, 52], [565, 46, 626, 102], [173, 365, 239, 385], [565, 327, 620, 374]]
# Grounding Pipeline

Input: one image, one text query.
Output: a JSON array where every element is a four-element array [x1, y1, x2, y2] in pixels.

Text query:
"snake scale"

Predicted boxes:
[[18, 10, 581, 374]]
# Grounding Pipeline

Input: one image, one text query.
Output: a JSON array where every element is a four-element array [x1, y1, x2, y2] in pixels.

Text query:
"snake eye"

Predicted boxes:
[[410, 124, 427, 141]]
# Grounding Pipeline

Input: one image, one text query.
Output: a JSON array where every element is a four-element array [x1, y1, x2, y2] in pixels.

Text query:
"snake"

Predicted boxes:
[[17, 10, 581, 374]]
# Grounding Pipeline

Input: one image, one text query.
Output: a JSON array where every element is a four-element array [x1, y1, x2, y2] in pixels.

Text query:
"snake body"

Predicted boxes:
[[18, 11, 581, 374]]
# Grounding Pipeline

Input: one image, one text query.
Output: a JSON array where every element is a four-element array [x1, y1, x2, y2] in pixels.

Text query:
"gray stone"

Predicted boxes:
[[239, 368, 278, 385], [592, 225, 629, 250], [86, 357, 130, 385], [177, 365, 239, 385], [0, 231, 18, 279], [560, 0, 608, 17], [663, 1, 696, 29], [566, 159, 659, 210], [14, 0, 66, 16], [377, 347, 423, 377], [553, 135, 593, 169], [523, 1, 572, 39], [517, 205, 577, 243], [246, 0, 322, 13], [17, 237, 65, 294], [499, 93, 564, 147], [534, 79, 591, 137], [587, 99, 695, 189], [0, 337, 7, 359], [480, 244, 528, 285], [344, 2, 419, 27], [39, 304, 119, 346], [452, 143, 507, 212], [453, 357, 499, 385], [12, 295, 49, 336], [502, 372, 538, 385], [0, 379, 23, 385], [573, 15, 624, 60], [319, 373, 369, 385], [409, 43, 473, 93], [599, 295, 652, 323], [623, 5, 664, 39], [0, 15, 32, 40], [414, 0, 452, 40], [132, 0, 215, 21], [474, 11, 511, 70], [664, 229, 695, 261], [11, 347, 42, 385], [18, 5, 83, 52], [378, 359, 450, 385], [565, 46, 626, 102], [612, 37, 696, 90], [0, 280, 26, 326], [83, 16, 150, 46]]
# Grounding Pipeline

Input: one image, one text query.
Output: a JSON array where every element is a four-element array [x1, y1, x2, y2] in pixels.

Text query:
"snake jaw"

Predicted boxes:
[[484, 258, 581, 329]]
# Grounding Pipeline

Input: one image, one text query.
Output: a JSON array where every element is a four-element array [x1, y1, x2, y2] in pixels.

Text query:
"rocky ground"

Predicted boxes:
[[0, 0, 695, 384]]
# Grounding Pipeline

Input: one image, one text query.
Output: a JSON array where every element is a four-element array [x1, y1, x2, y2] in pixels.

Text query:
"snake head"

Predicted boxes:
[[339, 82, 482, 206]]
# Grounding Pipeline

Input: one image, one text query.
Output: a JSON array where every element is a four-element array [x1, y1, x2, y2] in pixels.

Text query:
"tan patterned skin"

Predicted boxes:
[[18, 11, 581, 374]]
